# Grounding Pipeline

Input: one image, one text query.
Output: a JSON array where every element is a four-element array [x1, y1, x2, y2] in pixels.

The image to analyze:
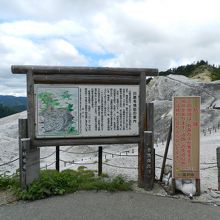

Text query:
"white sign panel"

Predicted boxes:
[[35, 84, 139, 138]]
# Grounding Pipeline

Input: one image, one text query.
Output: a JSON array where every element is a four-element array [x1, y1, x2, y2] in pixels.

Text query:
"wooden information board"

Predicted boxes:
[[35, 84, 140, 138], [173, 96, 200, 179], [12, 65, 158, 188]]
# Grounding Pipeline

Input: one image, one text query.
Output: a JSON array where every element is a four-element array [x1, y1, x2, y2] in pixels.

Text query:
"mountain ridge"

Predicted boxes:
[[0, 95, 27, 106], [159, 60, 220, 81]]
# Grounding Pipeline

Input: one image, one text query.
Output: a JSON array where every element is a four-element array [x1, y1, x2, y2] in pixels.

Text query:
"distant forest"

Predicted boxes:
[[159, 60, 220, 81], [0, 104, 26, 118], [0, 104, 17, 118], [0, 95, 26, 118]]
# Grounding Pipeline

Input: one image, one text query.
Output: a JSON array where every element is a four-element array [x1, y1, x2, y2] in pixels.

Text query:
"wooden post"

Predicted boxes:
[[152, 148, 155, 183], [160, 119, 172, 182], [146, 103, 154, 133], [20, 138, 40, 187], [26, 71, 35, 145], [56, 146, 60, 172], [195, 179, 201, 196], [98, 146, 103, 176], [146, 102, 155, 183], [144, 131, 154, 190], [171, 178, 176, 195], [138, 72, 147, 187], [20, 138, 28, 189], [217, 147, 220, 191], [18, 119, 28, 189]]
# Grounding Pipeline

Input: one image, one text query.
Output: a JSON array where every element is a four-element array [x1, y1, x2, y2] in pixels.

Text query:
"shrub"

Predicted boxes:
[[0, 168, 132, 201]]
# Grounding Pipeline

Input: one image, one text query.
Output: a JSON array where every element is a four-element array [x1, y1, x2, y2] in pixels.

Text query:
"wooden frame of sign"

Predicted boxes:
[[172, 96, 200, 196], [12, 65, 158, 186]]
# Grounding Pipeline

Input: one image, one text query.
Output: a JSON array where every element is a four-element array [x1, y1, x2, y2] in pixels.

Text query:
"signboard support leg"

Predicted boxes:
[[144, 131, 154, 190], [138, 73, 147, 187], [19, 119, 28, 189], [19, 119, 40, 188], [56, 146, 60, 172], [195, 179, 200, 196], [146, 103, 155, 183], [98, 146, 103, 176], [20, 138, 40, 187], [217, 147, 220, 191], [171, 178, 176, 195]]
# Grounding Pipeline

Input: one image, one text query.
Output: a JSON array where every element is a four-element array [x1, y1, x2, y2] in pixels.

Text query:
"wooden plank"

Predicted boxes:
[[33, 74, 140, 85], [26, 70, 35, 145], [32, 136, 140, 147], [12, 65, 158, 76], [138, 72, 146, 187]]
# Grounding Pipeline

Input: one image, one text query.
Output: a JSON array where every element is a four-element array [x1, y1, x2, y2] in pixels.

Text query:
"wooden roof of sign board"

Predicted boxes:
[[11, 65, 158, 76]]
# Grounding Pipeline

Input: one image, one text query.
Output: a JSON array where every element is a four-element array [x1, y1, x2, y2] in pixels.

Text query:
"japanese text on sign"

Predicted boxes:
[[35, 84, 139, 138], [173, 97, 200, 179]]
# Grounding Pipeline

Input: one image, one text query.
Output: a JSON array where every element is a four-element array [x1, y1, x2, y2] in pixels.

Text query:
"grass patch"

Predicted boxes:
[[0, 172, 20, 190], [0, 167, 132, 201]]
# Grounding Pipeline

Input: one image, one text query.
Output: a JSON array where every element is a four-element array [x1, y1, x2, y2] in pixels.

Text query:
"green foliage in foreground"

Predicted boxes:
[[0, 172, 20, 190], [0, 168, 132, 201]]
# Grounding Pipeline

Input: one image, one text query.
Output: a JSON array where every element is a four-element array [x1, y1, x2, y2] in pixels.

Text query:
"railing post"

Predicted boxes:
[[217, 147, 220, 191], [56, 146, 60, 172], [98, 146, 103, 176]]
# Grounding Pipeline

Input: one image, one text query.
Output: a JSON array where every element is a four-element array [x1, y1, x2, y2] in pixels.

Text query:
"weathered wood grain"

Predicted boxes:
[[27, 70, 35, 145], [138, 72, 147, 187], [33, 74, 140, 84], [12, 65, 158, 76], [32, 136, 140, 147]]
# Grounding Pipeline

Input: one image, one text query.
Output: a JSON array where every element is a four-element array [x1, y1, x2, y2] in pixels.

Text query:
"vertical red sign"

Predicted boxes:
[[173, 97, 200, 179]]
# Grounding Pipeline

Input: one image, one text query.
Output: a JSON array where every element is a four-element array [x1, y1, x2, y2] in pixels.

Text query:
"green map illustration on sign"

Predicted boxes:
[[35, 85, 79, 137]]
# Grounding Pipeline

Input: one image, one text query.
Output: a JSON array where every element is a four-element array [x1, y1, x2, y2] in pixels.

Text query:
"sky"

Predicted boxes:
[[1, 0, 220, 96]]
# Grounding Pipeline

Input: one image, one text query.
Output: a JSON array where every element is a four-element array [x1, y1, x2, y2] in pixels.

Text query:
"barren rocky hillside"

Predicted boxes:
[[146, 74, 220, 141]]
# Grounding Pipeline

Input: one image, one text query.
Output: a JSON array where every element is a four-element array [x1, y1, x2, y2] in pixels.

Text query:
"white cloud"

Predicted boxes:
[[1, 0, 220, 95], [46, 39, 88, 65], [0, 20, 86, 38], [0, 28, 89, 95]]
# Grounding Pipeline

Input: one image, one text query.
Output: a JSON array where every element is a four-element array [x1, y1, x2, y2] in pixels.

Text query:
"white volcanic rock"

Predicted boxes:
[[146, 75, 215, 108], [146, 75, 220, 141], [0, 111, 27, 138]]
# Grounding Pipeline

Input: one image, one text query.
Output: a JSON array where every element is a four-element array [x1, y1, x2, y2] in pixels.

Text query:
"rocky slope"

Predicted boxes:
[[146, 74, 220, 141]]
